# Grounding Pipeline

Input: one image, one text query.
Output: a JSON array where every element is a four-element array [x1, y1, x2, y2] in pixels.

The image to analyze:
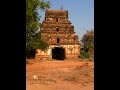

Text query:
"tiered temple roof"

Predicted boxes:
[[40, 10, 80, 45]]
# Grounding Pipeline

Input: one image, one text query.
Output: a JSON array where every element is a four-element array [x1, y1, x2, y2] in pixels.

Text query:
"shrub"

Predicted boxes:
[[80, 49, 90, 59]]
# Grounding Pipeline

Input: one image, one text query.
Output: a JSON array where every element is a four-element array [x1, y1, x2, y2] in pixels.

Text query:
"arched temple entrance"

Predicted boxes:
[[52, 47, 65, 60]]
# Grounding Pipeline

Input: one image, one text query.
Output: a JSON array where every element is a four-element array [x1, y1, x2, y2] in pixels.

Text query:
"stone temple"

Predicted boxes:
[[35, 10, 80, 60]]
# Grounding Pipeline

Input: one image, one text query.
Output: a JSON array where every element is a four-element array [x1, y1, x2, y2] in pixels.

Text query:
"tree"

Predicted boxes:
[[81, 30, 94, 58], [26, 0, 51, 58]]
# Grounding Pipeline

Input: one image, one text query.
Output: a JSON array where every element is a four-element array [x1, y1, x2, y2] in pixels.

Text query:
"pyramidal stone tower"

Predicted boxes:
[[35, 10, 80, 60]]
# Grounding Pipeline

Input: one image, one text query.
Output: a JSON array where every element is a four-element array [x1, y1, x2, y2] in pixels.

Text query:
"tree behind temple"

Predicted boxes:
[[81, 30, 94, 58]]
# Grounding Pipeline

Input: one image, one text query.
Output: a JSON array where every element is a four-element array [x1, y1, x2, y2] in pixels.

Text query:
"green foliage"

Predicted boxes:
[[80, 48, 90, 59], [81, 30, 94, 50], [81, 30, 94, 58], [26, 0, 51, 58]]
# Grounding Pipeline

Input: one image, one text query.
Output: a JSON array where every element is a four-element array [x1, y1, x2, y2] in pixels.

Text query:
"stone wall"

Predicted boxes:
[[35, 44, 80, 61]]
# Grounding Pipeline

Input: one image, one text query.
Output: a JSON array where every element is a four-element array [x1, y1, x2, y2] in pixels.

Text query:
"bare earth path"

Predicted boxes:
[[26, 60, 94, 90]]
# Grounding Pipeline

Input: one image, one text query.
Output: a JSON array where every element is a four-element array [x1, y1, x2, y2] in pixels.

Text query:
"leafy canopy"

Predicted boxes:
[[26, 0, 51, 58], [80, 30, 94, 58]]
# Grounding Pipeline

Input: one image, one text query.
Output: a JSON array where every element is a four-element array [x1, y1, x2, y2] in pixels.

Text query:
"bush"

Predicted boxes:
[[80, 49, 90, 59]]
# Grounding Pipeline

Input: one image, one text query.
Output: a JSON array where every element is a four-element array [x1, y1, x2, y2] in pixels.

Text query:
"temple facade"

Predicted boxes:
[[35, 10, 80, 60]]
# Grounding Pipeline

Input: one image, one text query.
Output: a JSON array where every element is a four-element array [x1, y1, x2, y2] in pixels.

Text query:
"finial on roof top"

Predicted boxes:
[[60, 5, 64, 10]]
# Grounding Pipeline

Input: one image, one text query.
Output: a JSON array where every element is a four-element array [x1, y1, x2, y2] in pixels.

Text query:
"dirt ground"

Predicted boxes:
[[26, 60, 94, 90]]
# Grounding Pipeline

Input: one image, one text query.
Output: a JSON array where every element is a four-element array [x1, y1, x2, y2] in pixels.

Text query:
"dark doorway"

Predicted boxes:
[[56, 18, 58, 22], [56, 27, 59, 32], [57, 38, 60, 43], [52, 47, 65, 60]]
